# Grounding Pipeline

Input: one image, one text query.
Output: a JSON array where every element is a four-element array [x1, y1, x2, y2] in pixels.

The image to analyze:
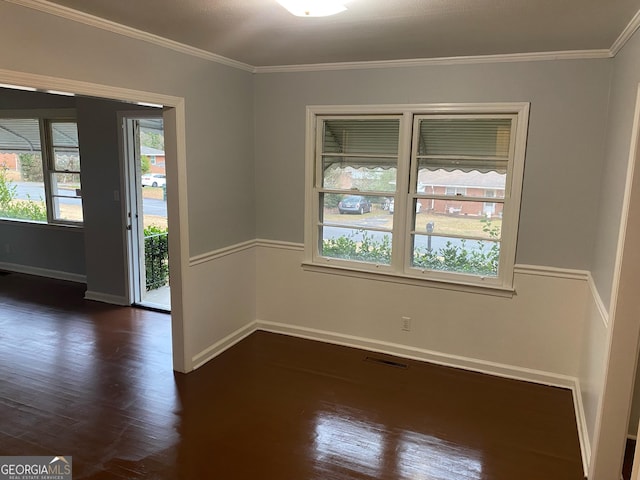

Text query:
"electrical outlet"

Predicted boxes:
[[401, 316, 411, 332]]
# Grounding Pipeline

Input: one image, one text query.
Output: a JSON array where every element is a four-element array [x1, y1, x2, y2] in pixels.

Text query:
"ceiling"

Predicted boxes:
[[42, 0, 640, 67]]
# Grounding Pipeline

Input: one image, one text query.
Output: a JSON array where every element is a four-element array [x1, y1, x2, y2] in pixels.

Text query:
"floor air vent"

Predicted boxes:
[[365, 356, 408, 369]]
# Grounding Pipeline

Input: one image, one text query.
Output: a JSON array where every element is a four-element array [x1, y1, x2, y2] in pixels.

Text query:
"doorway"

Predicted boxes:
[[122, 114, 171, 311]]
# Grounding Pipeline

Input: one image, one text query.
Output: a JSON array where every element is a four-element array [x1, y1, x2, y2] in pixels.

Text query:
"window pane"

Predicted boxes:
[[411, 235, 500, 277], [53, 147, 81, 171], [323, 158, 396, 192], [320, 226, 392, 265], [0, 151, 47, 222], [323, 119, 400, 155], [412, 203, 502, 240], [417, 165, 505, 199], [51, 173, 81, 198], [321, 193, 392, 228], [416, 197, 504, 223], [417, 117, 512, 157], [0, 118, 41, 151], [51, 122, 79, 148], [52, 196, 83, 222]]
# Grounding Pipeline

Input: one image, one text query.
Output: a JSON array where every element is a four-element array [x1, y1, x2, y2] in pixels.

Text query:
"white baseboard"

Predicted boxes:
[[84, 290, 129, 306], [0, 261, 86, 283], [255, 319, 575, 387], [191, 321, 256, 370], [571, 380, 591, 476]]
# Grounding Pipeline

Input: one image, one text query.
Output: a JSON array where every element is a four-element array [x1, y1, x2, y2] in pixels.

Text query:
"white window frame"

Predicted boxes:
[[303, 103, 530, 295], [0, 109, 82, 227]]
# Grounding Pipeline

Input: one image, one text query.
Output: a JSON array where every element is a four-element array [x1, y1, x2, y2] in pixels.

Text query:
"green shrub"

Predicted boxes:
[[322, 230, 392, 264], [141, 155, 151, 175], [322, 223, 500, 276], [0, 169, 47, 221], [412, 239, 499, 276], [143, 225, 169, 291]]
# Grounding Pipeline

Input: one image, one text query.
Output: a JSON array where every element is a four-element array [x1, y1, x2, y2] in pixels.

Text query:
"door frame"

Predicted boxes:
[[0, 68, 190, 373]]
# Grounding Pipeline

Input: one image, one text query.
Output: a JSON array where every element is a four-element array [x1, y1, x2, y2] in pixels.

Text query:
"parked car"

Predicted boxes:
[[141, 173, 166, 188], [338, 195, 373, 214], [389, 199, 422, 214]]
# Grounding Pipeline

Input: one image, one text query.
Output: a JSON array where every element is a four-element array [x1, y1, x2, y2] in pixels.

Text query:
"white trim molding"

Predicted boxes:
[[611, 7, 640, 57], [191, 321, 256, 370], [255, 319, 576, 387], [6, 0, 639, 75], [0, 68, 183, 107], [197, 238, 598, 295], [84, 290, 129, 306], [514, 264, 590, 280], [189, 239, 304, 268], [257, 239, 598, 283], [588, 272, 610, 329], [254, 50, 612, 74], [189, 239, 256, 267], [572, 380, 591, 475], [4, 0, 254, 73], [255, 239, 305, 251], [0, 261, 86, 283]]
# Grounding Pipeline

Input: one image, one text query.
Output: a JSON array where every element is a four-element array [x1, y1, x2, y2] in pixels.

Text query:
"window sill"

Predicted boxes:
[[0, 218, 84, 231], [301, 261, 516, 298]]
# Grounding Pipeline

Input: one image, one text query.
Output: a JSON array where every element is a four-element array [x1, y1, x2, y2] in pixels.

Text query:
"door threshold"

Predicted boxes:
[[134, 302, 171, 314]]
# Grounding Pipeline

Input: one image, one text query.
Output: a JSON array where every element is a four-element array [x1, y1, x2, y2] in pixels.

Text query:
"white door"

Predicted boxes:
[[121, 114, 170, 310]]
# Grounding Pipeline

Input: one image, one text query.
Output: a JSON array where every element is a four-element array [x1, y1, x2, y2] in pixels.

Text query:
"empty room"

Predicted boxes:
[[1, 1, 640, 479]]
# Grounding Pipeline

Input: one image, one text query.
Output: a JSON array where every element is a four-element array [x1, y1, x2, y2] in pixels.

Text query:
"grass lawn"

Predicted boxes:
[[324, 208, 501, 239], [141, 186, 165, 200], [7, 200, 167, 229]]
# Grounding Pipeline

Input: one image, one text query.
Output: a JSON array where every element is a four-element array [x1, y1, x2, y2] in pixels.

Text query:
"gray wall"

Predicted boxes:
[[592, 30, 640, 309], [254, 60, 612, 270], [75, 97, 152, 297], [0, 222, 85, 276], [587, 29, 640, 436], [0, 1, 255, 257]]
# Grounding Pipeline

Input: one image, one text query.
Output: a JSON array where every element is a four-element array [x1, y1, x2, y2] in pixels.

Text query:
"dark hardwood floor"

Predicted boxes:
[[0, 273, 584, 479]]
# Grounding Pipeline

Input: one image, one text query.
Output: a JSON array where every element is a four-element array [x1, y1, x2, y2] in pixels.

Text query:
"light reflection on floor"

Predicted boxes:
[[314, 413, 385, 476], [313, 411, 483, 480], [398, 431, 482, 480]]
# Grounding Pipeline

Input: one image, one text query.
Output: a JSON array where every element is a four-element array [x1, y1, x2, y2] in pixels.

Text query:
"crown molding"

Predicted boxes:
[[253, 49, 612, 74], [610, 7, 640, 56], [6, 0, 639, 75], [4, 0, 255, 73]]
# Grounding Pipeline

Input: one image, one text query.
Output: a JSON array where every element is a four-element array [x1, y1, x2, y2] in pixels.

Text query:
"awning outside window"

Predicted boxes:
[[0, 119, 79, 154], [0, 118, 41, 152], [321, 116, 513, 173]]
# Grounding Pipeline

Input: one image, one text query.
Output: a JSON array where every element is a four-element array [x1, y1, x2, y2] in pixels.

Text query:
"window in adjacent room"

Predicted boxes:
[[304, 104, 529, 292], [0, 112, 83, 225]]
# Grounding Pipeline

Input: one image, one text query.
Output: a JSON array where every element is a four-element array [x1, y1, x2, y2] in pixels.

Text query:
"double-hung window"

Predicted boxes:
[[304, 104, 529, 293], [0, 111, 83, 225]]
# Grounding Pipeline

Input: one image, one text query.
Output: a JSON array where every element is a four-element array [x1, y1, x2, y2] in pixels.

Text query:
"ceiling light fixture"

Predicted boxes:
[[276, 0, 349, 17]]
